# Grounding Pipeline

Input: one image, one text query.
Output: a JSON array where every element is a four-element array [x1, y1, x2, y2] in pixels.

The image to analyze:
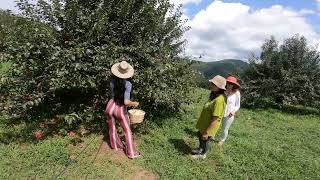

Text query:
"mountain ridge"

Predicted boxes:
[[192, 59, 249, 79]]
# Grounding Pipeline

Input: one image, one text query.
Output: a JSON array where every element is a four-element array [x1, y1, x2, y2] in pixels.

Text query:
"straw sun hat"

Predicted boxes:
[[209, 75, 227, 90], [111, 61, 134, 79]]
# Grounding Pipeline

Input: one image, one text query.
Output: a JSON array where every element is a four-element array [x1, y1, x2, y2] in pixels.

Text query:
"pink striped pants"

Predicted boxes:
[[104, 99, 136, 158]]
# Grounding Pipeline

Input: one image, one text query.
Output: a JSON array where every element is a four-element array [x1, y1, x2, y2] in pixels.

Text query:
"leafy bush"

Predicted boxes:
[[0, 1, 197, 128], [240, 35, 320, 108]]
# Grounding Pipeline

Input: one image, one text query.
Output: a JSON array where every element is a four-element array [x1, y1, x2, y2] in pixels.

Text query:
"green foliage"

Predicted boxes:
[[240, 35, 320, 108], [0, 1, 197, 126], [0, 62, 12, 75], [193, 59, 249, 79]]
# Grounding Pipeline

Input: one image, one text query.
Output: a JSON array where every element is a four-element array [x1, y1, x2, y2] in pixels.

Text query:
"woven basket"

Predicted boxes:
[[128, 109, 145, 124]]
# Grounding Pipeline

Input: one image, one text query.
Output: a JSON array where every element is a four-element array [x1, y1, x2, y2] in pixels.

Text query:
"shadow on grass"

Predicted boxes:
[[168, 138, 191, 155], [280, 105, 320, 116], [244, 101, 320, 116], [184, 128, 198, 137]]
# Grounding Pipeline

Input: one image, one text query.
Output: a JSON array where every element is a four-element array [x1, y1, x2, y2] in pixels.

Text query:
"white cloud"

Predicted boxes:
[[184, 1, 320, 61], [299, 9, 316, 15], [316, 0, 320, 8]]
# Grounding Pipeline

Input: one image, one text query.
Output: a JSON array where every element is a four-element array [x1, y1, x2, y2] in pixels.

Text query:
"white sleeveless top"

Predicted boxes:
[[224, 90, 241, 117]]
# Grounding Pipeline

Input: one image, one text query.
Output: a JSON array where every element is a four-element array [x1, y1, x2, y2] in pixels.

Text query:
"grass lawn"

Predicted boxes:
[[1, 89, 320, 179]]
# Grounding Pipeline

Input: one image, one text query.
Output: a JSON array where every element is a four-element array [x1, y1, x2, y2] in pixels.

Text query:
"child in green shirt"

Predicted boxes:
[[192, 75, 227, 159]]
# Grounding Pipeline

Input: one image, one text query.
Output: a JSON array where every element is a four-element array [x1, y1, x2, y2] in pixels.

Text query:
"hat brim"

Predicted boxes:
[[209, 80, 226, 90], [111, 63, 134, 79], [227, 81, 240, 88]]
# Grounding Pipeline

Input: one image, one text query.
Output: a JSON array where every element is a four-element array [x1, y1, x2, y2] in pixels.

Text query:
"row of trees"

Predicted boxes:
[[1, 0, 319, 130], [0, 0, 197, 127], [241, 35, 320, 109]]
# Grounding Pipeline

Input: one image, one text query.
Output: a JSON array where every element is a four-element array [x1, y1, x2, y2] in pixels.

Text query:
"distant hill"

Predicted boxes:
[[192, 59, 249, 79]]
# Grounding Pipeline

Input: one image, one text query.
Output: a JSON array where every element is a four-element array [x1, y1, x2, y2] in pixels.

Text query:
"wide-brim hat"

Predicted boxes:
[[209, 75, 226, 90], [226, 76, 240, 88], [111, 61, 134, 79]]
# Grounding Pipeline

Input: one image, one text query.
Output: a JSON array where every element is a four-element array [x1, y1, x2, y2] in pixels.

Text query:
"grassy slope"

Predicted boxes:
[[135, 89, 320, 179], [0, 134, 153, 179], [0, 89, 319, 179]]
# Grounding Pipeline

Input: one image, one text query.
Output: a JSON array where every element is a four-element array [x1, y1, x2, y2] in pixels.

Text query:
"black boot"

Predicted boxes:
[[191, 147, 203, 155]]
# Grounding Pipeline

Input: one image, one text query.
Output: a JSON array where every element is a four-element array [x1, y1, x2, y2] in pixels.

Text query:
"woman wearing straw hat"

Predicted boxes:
[[217, 75, 241, 145], [191, 75, 227, 159], [104, 61, 141, 159]]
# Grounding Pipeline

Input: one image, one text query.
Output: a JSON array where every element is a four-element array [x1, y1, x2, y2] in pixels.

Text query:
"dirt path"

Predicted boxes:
[[95, 136, 157, 180]]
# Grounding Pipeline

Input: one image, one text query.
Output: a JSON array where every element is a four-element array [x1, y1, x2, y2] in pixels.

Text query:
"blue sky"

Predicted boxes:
[[1, 0, 320, 61], [183, 0, 320, 33], [0, 0, 17, 12], [178, 0, 320, 60], [184, 0, 319, 16]]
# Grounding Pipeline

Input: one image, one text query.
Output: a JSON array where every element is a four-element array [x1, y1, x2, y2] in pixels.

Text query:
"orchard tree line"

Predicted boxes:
[[0, 0, 197, 128], [241, 35, 320, 109], [1, 0, 319, 131]]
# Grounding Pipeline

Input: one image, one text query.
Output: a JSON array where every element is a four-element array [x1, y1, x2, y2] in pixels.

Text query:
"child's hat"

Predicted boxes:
[[111, 61, 134, 79], [209, 75, 226, 90], [226, 76, 240, 88]]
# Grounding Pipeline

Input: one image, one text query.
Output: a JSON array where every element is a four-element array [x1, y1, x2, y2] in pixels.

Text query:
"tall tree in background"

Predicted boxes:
[[241, 35, 320, 108], [0, 0, 197, 126]]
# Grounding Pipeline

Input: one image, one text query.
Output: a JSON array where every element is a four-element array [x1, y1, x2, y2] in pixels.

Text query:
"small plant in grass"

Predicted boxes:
[[33, 129, 43, 140]]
